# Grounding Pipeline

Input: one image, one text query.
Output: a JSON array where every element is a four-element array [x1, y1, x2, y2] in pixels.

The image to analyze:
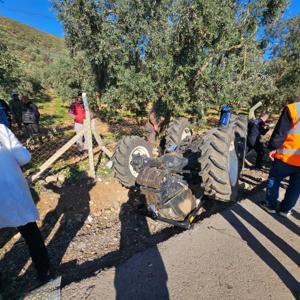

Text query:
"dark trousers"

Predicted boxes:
[[145, 121, 159, 145], [24, 123, 40, 136], [17, 222, 50, 277], [266, 159, 300, 212], [247, 141, 265, 167], [15, 118, 23, 130]]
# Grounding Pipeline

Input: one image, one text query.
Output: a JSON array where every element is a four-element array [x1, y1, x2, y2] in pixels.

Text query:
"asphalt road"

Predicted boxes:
[[62, 187, 300, 300]]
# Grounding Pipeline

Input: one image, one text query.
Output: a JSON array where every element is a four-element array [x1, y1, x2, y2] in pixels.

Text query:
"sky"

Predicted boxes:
[[0, 0, 64, 37], [0, 0, 299, 38]]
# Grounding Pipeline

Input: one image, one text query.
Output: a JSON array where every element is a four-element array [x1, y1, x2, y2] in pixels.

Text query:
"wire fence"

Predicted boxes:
[[14, 115, 114, 188], [9, 93, 151, 188]]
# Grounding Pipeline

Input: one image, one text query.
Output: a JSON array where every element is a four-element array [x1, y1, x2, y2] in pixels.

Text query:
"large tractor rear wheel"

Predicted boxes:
[[164, 118, 192, 151], [232, 114, 248, 172], [198, 120, 246, 202], [112, 136, 153, 187]]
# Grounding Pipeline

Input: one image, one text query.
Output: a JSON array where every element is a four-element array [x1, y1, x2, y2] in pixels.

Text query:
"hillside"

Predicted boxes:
[[0, 16, 65, 66]]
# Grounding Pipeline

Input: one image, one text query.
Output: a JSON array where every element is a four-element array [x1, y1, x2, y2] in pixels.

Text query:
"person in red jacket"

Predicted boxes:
[[69, 93, 89, 152]]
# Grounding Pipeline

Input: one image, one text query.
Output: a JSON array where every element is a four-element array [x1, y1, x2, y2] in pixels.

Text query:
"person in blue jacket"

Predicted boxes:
[[0, 98, 11, 128]]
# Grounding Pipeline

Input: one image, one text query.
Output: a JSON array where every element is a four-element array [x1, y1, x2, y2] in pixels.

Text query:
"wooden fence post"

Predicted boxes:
[[82, 92, 96, 179], [92, 125, 113, 158], [249, 101, 262, 120]]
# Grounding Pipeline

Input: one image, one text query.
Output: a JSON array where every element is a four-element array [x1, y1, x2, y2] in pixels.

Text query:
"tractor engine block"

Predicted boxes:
[[136, 166, 198, 221]]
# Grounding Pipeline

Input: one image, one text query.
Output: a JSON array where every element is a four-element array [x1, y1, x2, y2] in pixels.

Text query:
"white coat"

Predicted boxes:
[[0, 124, 39, 228]]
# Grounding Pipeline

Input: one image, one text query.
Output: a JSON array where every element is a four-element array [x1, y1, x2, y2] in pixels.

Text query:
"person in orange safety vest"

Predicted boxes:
[[260, 97, 300, 217]]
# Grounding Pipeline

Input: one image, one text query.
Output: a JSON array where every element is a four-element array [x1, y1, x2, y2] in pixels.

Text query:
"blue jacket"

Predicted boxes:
[[0, 99, 11, 128]]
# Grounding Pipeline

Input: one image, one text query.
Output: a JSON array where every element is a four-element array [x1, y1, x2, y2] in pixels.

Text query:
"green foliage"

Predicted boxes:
[[43, 50, 81, 99], [0, 16, 90, 102], [1, 1, 296, 119], [0, 36, 20, 97], [53, 0, 290, 120], [267, 16, 300, 107]]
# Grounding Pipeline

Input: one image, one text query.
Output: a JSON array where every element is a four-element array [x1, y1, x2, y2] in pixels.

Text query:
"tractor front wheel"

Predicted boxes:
[[113, 136, 153, 187]]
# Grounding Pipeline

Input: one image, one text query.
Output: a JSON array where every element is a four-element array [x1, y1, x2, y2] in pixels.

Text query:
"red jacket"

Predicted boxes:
[[70, 101, 86, 124]]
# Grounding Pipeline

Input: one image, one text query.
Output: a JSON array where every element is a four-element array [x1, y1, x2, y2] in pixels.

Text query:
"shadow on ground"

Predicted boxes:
[[60, 188, 182, 296], [221, 183, 300, 298], [0, 172, 94, 299], [1, 157, 299, 299]]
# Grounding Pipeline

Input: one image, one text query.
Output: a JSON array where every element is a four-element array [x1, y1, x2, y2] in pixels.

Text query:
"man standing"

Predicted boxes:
[[69, 93, 92, 152], [247, 113, 270, 168], [9, 91, 23, 130], [21, 95, 40, 138], [0, 124, 50, 282], [261, 98, 300, 217], [145, 95, 169, 146]]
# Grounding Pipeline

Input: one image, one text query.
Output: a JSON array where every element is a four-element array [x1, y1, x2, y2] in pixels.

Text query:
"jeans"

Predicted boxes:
[[74, 122, 86, 151], [17, 222, 50, 277], [266, 159, 300, 212]]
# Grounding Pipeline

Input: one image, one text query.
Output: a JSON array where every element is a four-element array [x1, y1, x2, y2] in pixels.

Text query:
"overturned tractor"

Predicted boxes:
[[112, 115, 248, 228]]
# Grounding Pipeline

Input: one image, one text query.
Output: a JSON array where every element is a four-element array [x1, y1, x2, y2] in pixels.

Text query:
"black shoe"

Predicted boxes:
[[37, 270, 53, 285], [260, 201, 276, 214]]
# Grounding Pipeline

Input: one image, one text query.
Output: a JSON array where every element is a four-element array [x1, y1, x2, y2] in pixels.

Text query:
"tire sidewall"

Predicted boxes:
[[113, 136, 153, 187]]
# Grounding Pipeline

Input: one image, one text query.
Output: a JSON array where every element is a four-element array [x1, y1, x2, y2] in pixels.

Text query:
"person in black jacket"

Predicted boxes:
[[9, 91, 23, 130], [21, 95, 40, 137], [268, 107, 294, 152], [247, 113, 270, 168]]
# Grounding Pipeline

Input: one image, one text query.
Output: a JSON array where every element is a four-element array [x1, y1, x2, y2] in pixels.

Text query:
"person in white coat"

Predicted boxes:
[[0, 124, 50, 282]]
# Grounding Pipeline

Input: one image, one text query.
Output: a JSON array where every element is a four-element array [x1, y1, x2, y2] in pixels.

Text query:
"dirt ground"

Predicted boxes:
[[64, 191, 299, 300], [0, 158, 270, 299], [0, 174, 174, 299], [0, 113, 274, 299]]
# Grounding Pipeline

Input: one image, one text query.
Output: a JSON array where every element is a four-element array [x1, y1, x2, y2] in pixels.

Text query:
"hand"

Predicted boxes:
[[269, 150, 276, 161], [154, 124, 159, 132]]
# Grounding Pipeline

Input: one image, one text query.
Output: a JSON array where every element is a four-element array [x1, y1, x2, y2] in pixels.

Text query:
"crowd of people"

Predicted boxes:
[[0, 92, 299, 292], [0, 91, 92, 288], [0, 91, 40, 138], [228, 98, 300, 217]]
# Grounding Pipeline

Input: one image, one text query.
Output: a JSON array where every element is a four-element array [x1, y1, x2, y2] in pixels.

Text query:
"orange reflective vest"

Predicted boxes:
[[274, 102, 300, 166]]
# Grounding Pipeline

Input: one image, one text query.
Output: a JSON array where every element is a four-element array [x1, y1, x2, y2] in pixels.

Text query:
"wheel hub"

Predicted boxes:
[[129, 146, 151, 177]]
